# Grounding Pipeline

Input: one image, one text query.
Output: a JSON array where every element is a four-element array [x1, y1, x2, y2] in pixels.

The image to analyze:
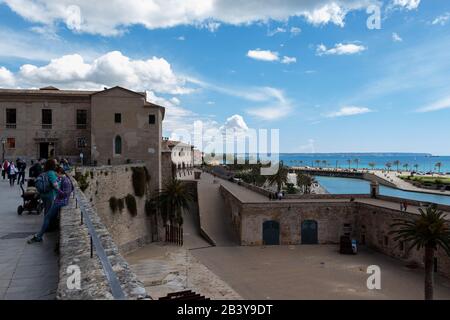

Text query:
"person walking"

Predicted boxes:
[[8, 162, 18, 186], [2, 159, 9, 180], [403, 201, 408, 212], [28, 166, 73, 243], [17, 158, 26, 185]]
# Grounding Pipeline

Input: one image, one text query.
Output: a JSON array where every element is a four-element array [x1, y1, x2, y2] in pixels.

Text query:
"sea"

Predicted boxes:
[[277, 153, 450, 173]]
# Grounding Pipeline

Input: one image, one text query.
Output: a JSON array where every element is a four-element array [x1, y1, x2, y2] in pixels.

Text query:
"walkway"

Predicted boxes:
[[196, 172, 241, 246], [0, 178, 58, 300]]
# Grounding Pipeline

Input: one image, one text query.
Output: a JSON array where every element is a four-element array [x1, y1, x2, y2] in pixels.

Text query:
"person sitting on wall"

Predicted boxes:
[[28, 166, 73, 244], [36, 159, 59, 216]]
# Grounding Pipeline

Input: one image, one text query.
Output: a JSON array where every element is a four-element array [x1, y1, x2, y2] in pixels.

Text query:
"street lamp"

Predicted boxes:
[[1, 138, 6, 163]]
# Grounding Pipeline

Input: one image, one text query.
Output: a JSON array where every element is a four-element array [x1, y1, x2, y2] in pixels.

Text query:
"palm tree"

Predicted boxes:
[[403, 163, 409, 172], [435, 162, 442, 174], [386, 162, 392, 172], [151, 178, 194, 226], [314, 160, 321, 168], [368, 162, 376, 171], [347, 159, 352, 169], [354, 158, 360, 170], [322, 160, 327, 168], [266, 161, 289, 192], [414, 164, 419, 172], [297, 173, 315, 194], [393, 160, 400, 172], [390, 205, 450, 300]]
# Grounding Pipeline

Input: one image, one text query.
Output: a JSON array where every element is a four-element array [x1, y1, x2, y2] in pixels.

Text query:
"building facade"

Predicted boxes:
[[0, 86, 165, 190]]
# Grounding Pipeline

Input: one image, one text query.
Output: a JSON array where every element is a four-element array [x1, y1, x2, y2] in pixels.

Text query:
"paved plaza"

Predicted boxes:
[[0, 177, 58, 300]]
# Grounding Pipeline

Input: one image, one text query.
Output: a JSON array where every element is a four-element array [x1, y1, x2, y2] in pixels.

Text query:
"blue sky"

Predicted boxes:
[[0, 0, 449, 155]]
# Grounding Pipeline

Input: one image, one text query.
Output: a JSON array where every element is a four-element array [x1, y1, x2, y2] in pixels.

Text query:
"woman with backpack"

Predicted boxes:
[[28, 166, 73, 243], [37, 159, 59, 216]]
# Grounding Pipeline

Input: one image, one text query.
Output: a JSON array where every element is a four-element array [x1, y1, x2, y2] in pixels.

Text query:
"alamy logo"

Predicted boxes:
[[366, 265, 381, 290], [67, 265, 81, 290]]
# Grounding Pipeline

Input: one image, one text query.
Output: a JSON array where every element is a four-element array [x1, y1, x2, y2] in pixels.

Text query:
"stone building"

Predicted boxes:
[[0, 85, 165, 190]]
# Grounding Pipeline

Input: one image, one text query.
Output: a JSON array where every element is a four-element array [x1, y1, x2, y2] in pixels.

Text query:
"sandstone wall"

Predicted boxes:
[[76, 164, 157, 253]]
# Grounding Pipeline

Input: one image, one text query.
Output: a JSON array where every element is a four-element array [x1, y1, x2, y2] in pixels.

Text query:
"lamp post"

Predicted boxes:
[[1, 138, 6, 163]]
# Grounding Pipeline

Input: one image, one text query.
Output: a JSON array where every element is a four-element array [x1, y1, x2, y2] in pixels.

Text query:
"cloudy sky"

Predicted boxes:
[[0, 0, 449, 154]]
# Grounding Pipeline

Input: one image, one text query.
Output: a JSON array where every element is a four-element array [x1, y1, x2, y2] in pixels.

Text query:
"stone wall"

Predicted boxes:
[[75, 164, 157, 253], [57, 178, 147, 299], [219, 184, 450, 279]]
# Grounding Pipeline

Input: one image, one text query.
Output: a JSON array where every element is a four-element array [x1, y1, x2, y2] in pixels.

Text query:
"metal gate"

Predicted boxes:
[[263, 220, 280, 245], [301, 220, 318, 244]]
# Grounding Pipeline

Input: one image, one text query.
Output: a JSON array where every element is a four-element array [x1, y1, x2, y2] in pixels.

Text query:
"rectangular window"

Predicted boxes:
[[6, 137, 15, 149], [6, 108, 16, 128], [77, 137, 87, 148], [76, 110, 87, 129], [115, 113, 121, 123], [42, 109, 52, 129], [148, 114, 156, 124]]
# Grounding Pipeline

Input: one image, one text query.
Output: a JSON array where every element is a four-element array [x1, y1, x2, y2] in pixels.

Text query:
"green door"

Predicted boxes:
[[263, 220, 280, 245], [301, 220, 318, 244]]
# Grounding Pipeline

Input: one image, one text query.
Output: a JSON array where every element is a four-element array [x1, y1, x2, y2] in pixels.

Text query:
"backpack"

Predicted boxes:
[[36, 172, 52, 194]]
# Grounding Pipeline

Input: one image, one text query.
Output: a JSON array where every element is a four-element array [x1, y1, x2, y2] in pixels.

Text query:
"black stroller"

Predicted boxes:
[[18, 178, 43, 215]]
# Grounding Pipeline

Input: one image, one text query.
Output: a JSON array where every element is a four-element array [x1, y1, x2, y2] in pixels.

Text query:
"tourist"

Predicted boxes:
[[400, 202, 404, 211], [2, 159, 9, 180], [8, 161, 18, 186], [403, 202, 408, 212], [62, 159, 71, 172], [29, 159, 43, 179], [16, 158, 26, 185], [28, 166, 73, 243], [37, 159, 59, 216]]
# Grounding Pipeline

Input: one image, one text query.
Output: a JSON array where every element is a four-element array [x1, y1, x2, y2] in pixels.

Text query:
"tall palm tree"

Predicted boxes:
[[314, 159, 321, 168], [390, 205, 450, 300], [403, 163, 409, 172], [414, 164, 419, 172], [435, 162, 442, 174], [267, 161, 289, 192], [368, 162, 376, 170], [151, 178, 194, 226], [322, 160, 327, 168], [347, 159, 352, 169], [386, 162, 392, 172], [393, 160, 400, 172], [354, 158, 360, 170]]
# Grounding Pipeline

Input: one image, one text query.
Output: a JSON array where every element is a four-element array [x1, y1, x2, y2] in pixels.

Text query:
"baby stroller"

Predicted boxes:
[[18, 180, 43, 215]]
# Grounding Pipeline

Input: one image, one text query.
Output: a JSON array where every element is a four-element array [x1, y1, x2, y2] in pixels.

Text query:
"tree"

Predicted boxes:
[[297, 173, 315, 194], [266, 161, 289, 192], [414, 164, 419, 172], [315, 160, 321, 168], [393, 160, 400, 172], [354, 159, 360, 170], [435, 162, 442, 174], [390, 205, 450, 300], [386, 162, 392, 172], [322, 160, 327, 168], [403, 163, 409, 172], [151, 178, 194, 226], [347, 159, 352, 169], [368, 162, 376, 170]]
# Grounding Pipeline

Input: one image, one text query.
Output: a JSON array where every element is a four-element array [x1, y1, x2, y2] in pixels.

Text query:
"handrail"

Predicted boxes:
[[74, 189, 126, 300]]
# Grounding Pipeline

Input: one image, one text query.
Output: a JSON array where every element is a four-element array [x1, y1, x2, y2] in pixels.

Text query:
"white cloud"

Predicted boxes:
[[392, 32, 402, 42], [316, 42, 366, 56], [1, 51, 191, 94], [325, 106, 373, 117], [290, 27, 301, 36], [416, 96, 450, 113], [246, 87, 293, 120], [391, 0, 420, 10], [1, 0, 377, 36], [220, 114, 249, 133], [176, 36, 185, 41], [432, 13, 450, 26], [281, 56, 297, 64], [0, 67, 15, 86], [247, 49, 279, 62], [267, 27, 286, 36]]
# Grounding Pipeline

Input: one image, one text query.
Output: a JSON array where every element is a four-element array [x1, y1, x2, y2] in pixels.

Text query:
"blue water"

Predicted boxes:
[[315, 176, 450, 206], [278, 153, 450, 173]]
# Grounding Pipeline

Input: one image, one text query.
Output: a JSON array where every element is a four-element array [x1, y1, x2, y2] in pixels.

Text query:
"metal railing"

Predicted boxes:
[[73, 189, 126, 300]]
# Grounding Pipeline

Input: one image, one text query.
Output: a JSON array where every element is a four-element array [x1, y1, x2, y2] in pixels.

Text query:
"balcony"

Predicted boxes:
[[76, 124, 87, 129], [42, 124, 52, 130], [6, 123, 16, 129]]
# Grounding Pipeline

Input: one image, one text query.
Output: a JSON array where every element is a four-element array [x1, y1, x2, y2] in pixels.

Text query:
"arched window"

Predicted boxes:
[[114, 135, 122, 155]]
